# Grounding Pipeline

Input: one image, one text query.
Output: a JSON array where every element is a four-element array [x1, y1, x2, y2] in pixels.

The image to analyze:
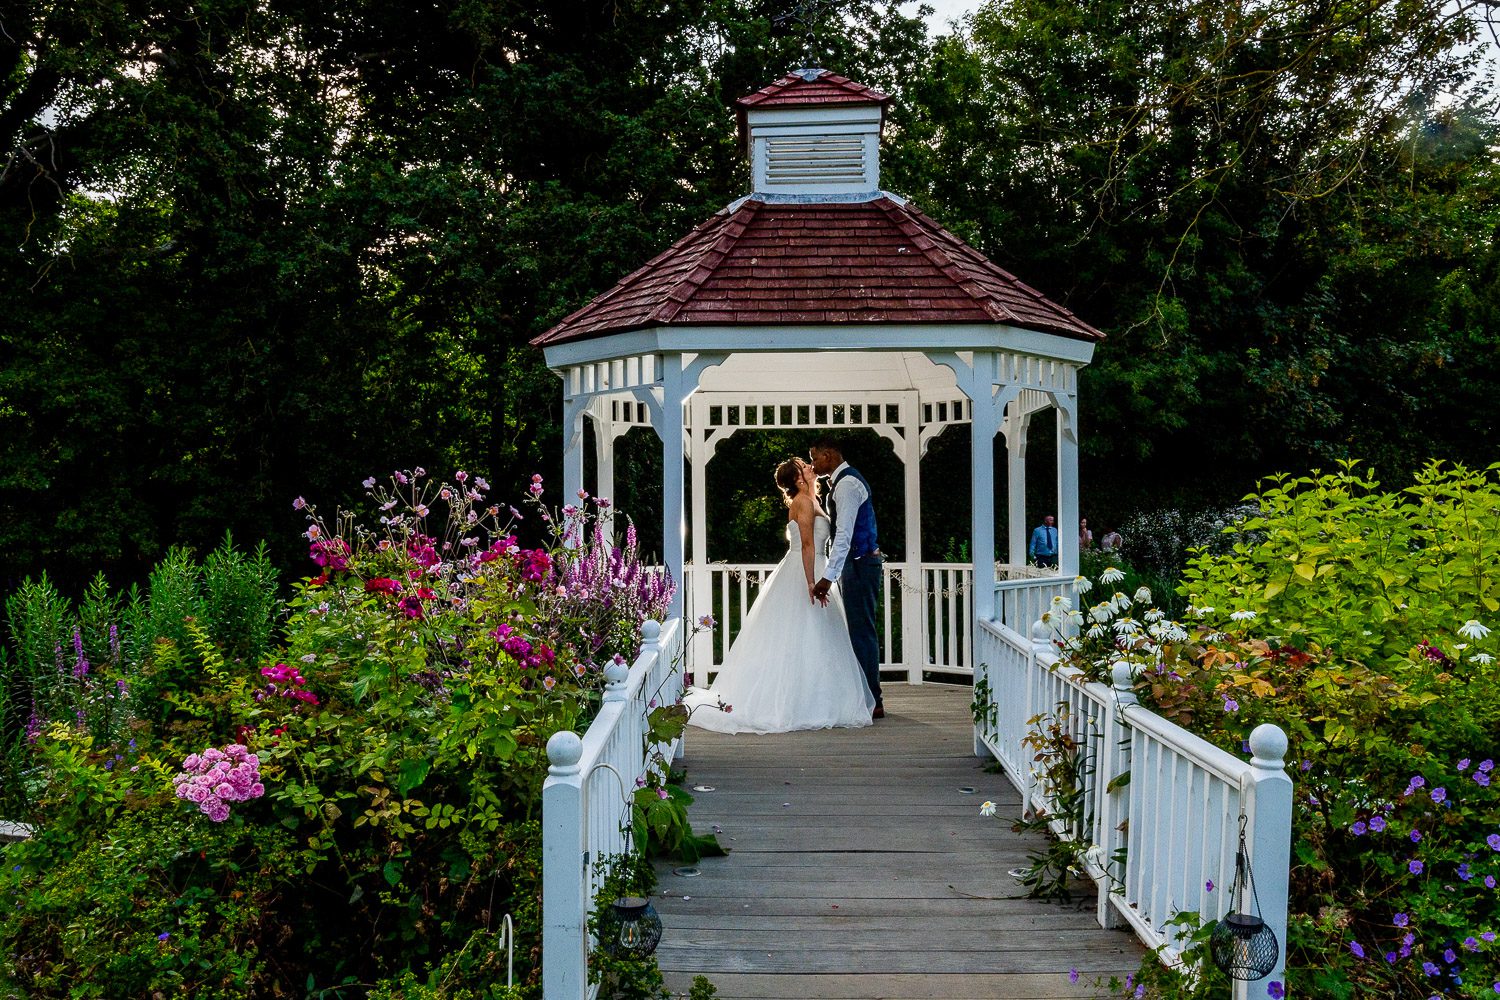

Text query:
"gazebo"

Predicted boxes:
[[531, 68, 1103, 683]]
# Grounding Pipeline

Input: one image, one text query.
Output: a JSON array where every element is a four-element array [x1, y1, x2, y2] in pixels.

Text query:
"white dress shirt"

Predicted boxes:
[[822, 461, 869, 582]]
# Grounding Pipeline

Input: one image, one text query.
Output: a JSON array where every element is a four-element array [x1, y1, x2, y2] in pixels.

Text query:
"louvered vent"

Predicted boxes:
[[765, 135, 868, 187]]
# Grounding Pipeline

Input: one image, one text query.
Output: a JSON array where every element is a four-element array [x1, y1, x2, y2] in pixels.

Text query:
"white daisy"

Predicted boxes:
[[1051, 595, 1074, 612], [1229, 610, 1257, 622], [1458, 620, 1491, 641], [1113, 617, 1141, 636], [1099, 566, 1126, 585], [1195, 606, 1215, 617], [1091, 604, 1113, 624], [980, 800, 997, 817], [1074, 575, 1094, 594], [1472, 653, 1494, 666], [1134, 586, 1153, 604], [1087, 624, 1108, 640], [1144, 608, 1165, 623]]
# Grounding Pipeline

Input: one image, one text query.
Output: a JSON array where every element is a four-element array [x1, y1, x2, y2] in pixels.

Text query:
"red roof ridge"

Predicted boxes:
[[735, 69, 891, 110], [890, 199, 1097, 332], [540, 208, 737, 343], [650, 200, 762, 325]]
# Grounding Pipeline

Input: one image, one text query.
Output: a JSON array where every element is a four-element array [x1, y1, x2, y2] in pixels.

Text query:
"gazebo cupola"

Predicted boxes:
[[532, 67, 1103, 685], [738, 68, 889, 197]]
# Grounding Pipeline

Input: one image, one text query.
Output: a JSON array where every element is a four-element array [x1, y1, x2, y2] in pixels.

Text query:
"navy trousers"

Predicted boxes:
[[840, 555, 883, 708]]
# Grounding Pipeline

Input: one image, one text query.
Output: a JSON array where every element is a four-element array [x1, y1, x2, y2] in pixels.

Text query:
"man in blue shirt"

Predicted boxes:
[[1028, 515, 1058, 568], [809, 436, 884, 719]]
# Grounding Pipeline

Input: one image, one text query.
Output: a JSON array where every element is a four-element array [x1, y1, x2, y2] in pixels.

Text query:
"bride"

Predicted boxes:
[[684, 458, 877, 734]]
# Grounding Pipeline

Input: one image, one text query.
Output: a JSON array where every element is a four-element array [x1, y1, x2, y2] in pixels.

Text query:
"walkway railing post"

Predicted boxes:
[[1237, 724, 1293, 1000], [543, 731, 587, 1000], [1093, 661, 1137, 930]]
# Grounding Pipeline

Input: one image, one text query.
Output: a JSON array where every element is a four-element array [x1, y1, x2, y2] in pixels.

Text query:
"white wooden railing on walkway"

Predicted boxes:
[[685, 562, 1067, 682], [974, 615, 1292, 1000], [543, 617, 685, 1000]]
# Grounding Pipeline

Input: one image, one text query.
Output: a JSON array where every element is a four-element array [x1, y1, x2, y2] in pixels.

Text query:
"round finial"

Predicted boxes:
[[641, 619, 661, 645], [1030, 617, 1051, 643], [604, 659, 630, 686], [546, 730, 583, 772], [1249, 724, 1288, 769], [1111, 660, 1134, 688]]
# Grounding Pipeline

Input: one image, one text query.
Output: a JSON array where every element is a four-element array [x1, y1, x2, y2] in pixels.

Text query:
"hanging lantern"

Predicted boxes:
[[602, 896, 663, 959], [1209, 824, 1279, 981]]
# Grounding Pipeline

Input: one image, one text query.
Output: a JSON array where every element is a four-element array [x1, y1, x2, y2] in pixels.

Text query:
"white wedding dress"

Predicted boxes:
[[684, 515, 876, 734]]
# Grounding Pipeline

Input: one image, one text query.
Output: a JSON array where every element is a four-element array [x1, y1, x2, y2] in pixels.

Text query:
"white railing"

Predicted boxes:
[[543, 617, 685, 1000], [974, 617, 1292, 998], [685, 562, 1063, 682]]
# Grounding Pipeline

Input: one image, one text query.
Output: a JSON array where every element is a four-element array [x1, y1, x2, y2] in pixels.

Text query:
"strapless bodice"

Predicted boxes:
[[786, 515, 831, 550]]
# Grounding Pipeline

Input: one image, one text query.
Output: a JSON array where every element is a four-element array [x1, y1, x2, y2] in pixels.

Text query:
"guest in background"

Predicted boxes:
[[1028, 515, 1058, 569], [1100, 525, 1123, 553], [1079, 517, 1094, 551]]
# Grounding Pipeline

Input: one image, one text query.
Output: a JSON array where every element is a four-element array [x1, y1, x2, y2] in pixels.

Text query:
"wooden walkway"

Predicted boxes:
[[655, 684, 1141, 999]]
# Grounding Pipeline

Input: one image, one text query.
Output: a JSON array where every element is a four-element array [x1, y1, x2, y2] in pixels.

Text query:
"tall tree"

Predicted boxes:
[[890, 0, 1500, 517]]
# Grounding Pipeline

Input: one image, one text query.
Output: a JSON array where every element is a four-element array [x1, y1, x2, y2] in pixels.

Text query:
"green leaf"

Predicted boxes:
[[382, 860, 403, 887], [394, 758, 432, 796], [1105, 770, 1131, 793]]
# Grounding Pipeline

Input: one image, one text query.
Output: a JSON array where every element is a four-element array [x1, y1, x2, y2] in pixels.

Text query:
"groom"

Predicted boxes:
[[809, 436, 884, 720]]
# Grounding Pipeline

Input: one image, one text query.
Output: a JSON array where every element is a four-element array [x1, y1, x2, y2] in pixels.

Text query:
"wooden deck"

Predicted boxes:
[[655, 684, 1141, 999]]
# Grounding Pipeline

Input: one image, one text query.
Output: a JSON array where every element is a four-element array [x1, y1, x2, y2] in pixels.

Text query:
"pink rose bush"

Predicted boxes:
[[173, 743, 265, 822]]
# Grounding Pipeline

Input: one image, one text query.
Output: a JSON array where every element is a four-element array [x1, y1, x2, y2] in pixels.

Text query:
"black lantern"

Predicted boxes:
[[1209, 825, 1279, 981], [602, 896, 663, 959]]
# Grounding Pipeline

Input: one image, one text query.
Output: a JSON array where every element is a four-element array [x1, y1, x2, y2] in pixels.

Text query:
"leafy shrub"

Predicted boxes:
[[0, 471, 683, 998], [1050, 462, 1500, 997]]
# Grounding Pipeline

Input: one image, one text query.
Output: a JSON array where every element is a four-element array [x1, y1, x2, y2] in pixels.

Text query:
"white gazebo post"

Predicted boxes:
[[561, 395, 587, 522], [900, 392, 924, 683], [1003, 403, 1029, 567], [1054, 393, 1081, 578], [659, 355, 687, 620], [591, 399, 616, 540], [689, 398, 713, 669]]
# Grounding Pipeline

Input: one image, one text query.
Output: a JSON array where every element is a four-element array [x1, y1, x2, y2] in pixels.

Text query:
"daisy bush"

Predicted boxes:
[[1052, 461, 1500, 998], [0, 470, 681, 998]]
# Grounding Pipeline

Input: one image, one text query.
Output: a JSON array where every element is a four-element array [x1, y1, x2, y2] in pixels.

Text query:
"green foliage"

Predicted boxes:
[[1060, 462, 1500, 996], [1181, 462, 1500, 665], [0, 477, 688, 998]]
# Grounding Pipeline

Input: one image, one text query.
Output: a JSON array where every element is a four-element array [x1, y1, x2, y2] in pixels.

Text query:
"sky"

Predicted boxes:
[[909, 0, 975, 34]]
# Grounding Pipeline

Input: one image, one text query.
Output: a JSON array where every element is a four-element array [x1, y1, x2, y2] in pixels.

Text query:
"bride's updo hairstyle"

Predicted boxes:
[[774, 459, 804, 506]]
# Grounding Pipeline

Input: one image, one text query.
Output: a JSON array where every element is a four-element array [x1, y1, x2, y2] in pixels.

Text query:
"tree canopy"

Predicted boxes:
[[2, 0, 1496, 589]]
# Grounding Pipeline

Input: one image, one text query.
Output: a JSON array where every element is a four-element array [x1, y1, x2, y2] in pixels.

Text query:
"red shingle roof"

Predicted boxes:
[[735, 69, 891, 112], [531, 198, 1104, 347]]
